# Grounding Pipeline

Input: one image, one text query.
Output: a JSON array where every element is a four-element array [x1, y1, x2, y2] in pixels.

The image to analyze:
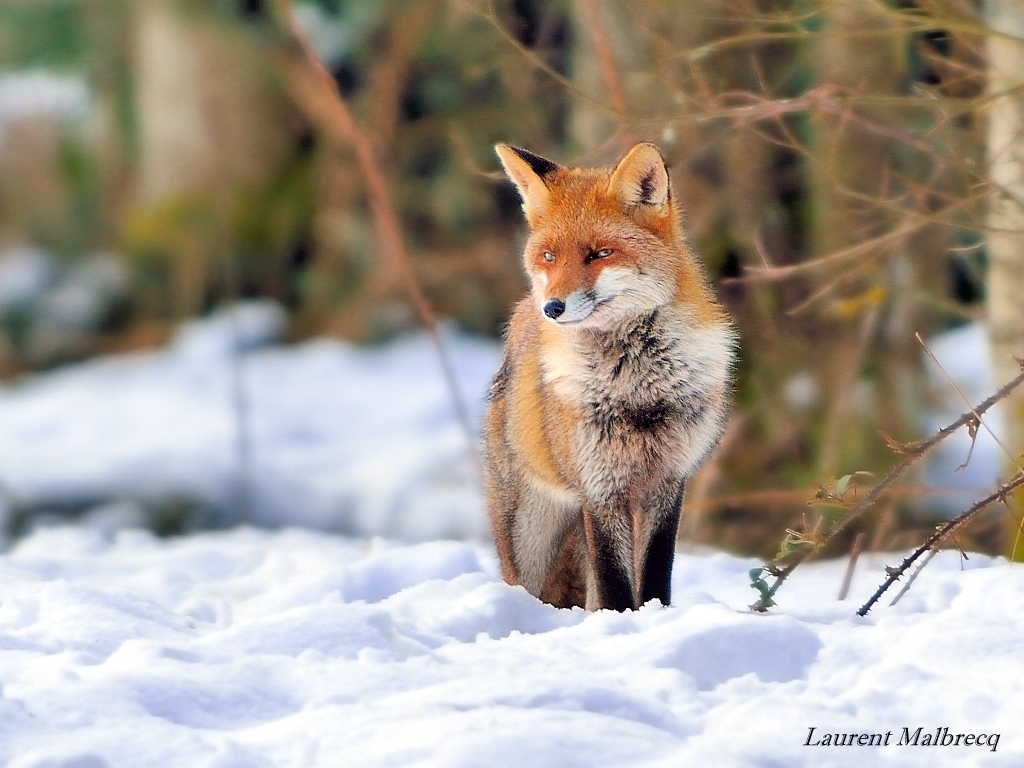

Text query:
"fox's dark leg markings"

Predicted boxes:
[[639, 480, 685, 606], [583, 505, 636, 611]]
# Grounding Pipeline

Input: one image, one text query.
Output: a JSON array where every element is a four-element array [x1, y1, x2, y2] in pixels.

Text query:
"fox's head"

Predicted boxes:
[[496, 142, 708, 329]]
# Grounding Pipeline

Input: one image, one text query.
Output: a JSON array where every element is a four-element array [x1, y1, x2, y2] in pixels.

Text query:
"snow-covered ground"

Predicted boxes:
[[0, 302, 498, 543], [0, 525, 1019, 767], [0, 304, 1017, 765]]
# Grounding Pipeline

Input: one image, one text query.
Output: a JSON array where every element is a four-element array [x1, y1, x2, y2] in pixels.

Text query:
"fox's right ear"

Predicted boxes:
[[609, 143, 670, 210], [495, 144, 560, 224]]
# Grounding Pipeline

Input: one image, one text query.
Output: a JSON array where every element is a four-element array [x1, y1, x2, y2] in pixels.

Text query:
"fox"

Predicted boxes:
[[482, 142, 737, 612]]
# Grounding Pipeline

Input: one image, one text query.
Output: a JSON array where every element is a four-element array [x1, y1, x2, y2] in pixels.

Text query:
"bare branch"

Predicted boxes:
[[837, 532, 866, 601], [753, 366, 1024, 612], [888, 548, 937, 607], [858, 469, 1024, 616], [269, 0, 477, 451], [577, 0, 628, 116]]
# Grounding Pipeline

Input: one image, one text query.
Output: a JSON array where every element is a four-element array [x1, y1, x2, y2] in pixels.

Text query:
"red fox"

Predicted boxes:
[[483, 142, 736, 611]]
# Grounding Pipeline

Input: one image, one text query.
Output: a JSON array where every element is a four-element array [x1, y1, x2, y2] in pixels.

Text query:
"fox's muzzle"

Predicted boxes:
[[541, 290, 598, 324], [543, 299, 566, 319]]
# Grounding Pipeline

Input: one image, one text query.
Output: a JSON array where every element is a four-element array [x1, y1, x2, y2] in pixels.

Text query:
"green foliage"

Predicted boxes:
[[0, 3, 86, 69], [233, 156, 318, 304], [748, 567, 775, 608], [58, 137, 105, 252]]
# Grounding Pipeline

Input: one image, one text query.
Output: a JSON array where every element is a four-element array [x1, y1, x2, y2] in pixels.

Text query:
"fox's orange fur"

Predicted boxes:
[[483, 143, 736, 611]]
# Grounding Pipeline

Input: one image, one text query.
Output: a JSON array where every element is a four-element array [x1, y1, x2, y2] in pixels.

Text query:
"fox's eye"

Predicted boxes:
[[543, 252, 555, 263], [597, 248, 614, 258]]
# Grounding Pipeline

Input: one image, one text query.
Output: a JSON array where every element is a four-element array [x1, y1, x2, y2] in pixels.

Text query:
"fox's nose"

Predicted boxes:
[[543, 299, 566, 320]]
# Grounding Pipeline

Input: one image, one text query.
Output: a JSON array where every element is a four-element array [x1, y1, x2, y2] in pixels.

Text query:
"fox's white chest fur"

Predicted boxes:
[[541, 306, 735, 500]]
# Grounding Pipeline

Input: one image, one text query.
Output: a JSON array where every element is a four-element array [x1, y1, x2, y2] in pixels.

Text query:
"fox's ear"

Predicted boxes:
[[608, 143, 670, 209], [495, 144, 559, 223]]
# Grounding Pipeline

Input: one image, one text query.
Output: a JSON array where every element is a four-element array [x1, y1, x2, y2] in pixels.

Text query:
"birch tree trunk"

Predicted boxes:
[[134, 0, 215, 207], [133, 0, 297, 316], [985, 0, 1024, 559]]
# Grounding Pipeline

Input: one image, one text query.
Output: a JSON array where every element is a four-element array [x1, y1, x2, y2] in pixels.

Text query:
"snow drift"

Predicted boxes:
[[0, 526, 1020, 767], [0, 302, 497, 542], [0, 305, 1018, 765]]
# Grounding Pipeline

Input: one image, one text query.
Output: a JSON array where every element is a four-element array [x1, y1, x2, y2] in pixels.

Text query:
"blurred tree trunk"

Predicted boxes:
[[83, 0, 135, 250], [985, 0, 1024, 559], [135, 0, 215, 208], [808, 0, 906, 479], [133, 0, 298, 317]]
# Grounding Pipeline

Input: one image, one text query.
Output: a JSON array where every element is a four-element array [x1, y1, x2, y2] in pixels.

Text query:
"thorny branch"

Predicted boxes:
[[751, 365, 1024, 612], [886, 547, 936, 608], [858, 469, 1024, 616]]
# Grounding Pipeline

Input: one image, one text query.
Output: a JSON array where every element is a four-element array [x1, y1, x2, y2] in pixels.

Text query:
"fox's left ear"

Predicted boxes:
[[495, 144, 561, 224], [608, 143, 670, 209]]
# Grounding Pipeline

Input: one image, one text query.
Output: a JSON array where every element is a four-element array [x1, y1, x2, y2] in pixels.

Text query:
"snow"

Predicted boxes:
[[0, 302, 497, 541], [0, 525, 1019, 767], [0, 305, 1018, 764], [0, 71, 90, 145], [0, 246, 54, 314]]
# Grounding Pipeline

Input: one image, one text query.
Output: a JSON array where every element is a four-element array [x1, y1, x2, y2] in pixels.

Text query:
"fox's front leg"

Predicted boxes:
[[636, 479, 686, 606], [582, 500, 637, 611]]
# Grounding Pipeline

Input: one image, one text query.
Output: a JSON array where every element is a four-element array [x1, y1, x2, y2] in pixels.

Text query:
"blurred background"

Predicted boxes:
[[0, 0, 1022, 560]]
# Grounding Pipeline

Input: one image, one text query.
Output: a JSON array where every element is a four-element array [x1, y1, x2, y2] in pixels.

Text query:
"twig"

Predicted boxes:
[[752, 365, 1024, 612], [479, 0, 615, 115], [888, 548, 937, 607], [269, 0, 477, 450], [226, 304, 252, 526], [837, 532, 866, 601], [0, 474, 21, 549], [735, 207, 946, 283], [858, 469, 1024, 616], [917, 332, 1024, 476], [577, 0, 628, 118]]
